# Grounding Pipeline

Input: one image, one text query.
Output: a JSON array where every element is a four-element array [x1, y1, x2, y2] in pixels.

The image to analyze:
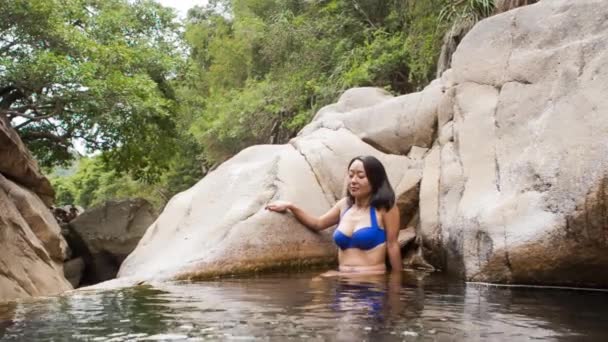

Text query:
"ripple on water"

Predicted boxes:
[[1, 271, 608, 341]]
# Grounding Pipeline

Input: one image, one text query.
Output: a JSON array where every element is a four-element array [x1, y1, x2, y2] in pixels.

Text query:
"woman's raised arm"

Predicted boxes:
[[265, 198, 345, 231]]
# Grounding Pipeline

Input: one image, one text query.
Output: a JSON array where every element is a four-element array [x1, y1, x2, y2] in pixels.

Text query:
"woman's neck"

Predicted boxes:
[[353, 196, 371, 209]]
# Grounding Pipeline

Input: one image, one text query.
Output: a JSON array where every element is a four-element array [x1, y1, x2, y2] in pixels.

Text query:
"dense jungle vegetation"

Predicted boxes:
[[0, 0, 495, 209]]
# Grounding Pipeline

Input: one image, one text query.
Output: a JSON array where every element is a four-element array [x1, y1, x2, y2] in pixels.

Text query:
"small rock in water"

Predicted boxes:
[[364, 327, 372, 331], [402, 331, 419, 337], [428, 329, 437, 334]]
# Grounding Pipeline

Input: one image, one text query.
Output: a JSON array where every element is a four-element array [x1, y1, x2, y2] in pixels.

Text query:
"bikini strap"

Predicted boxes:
[[370, 207, 379, 228]]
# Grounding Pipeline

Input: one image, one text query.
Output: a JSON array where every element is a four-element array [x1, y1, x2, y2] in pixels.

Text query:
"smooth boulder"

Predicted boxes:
[[119, 128, 420, 281], [0, 175, 71, 301], [420, 0, 608, 286], [119, 144, 336, 281], [68, 199, 157, 284]]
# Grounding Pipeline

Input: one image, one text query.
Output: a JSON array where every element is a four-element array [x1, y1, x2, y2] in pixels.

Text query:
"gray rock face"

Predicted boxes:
[[69, 199, 156, 284], [420, 0, 608, 286], [63, 257, 85, 288], [301, 81, 442, 155], [119, 145, 337, 280]]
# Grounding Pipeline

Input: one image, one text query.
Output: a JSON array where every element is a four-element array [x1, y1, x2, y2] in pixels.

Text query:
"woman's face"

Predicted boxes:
[[348, 160, 372, 199]]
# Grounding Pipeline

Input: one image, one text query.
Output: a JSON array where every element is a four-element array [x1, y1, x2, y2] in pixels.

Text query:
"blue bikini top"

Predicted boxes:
[[333, 206, 387, 250]]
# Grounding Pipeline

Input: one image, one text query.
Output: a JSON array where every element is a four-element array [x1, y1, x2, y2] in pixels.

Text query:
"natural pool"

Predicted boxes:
[[1, 270, 607, 341]]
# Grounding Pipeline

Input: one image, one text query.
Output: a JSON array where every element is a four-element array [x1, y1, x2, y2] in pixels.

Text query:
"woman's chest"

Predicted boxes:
[[337, 210, 382, 235]]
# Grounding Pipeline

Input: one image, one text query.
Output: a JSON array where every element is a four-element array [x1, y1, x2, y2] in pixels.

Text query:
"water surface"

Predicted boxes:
[[1, 271, 607, 341]]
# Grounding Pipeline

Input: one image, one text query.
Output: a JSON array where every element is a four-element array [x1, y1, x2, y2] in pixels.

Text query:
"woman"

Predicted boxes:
[[265, 155, 401, 275]]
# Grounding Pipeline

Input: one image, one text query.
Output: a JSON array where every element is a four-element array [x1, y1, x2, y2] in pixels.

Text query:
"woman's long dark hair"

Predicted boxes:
[[346, 155, 395, 211]]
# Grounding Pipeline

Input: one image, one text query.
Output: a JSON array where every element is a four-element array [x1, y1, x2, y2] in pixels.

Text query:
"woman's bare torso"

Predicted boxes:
[[335, 204, 387, 273]]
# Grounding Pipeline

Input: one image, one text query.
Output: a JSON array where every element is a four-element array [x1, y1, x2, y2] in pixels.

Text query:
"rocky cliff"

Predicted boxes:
[[0, 119, 72, 302]]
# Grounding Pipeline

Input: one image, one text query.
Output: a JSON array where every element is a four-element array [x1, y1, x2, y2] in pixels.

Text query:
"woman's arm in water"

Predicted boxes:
[[265, 198, 345, 231], [384, 205, 402, 273]]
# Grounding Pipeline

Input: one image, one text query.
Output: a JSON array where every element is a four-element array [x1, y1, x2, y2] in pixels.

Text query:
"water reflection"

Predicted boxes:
[[1, 271, 607, 341]]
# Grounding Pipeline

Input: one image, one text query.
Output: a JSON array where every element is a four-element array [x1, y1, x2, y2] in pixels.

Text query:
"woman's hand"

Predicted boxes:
[[265, 198, 342, 231], [265, 200, 292, 213]]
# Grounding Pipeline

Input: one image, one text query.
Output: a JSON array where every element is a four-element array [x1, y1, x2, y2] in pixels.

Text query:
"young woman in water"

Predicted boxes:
[[265, 155, 401, 275]]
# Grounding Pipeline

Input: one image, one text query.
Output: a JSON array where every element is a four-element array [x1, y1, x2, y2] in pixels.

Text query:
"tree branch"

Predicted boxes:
[[3, 105, 59, 129], [73, 134, 103, 150], [20, 131, 70, 145], [13, 117, 58, 130], [6, 110, 56, 121], [352, 0, 378, 29]]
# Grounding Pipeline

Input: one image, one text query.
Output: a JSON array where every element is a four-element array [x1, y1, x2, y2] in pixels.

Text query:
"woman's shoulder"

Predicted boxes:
[[336, 197, 349, 211], [374, 204, 398, 221]]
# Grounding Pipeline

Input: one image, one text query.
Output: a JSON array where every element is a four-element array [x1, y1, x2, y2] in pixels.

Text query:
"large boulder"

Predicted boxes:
[[118, 144, 336, 281], [300, 82, 442, 155], [63, 257, 85, 288], [0, 121, 72, 302], [0, 175, 71, 301], [68, 199, 157, 285], [420, 0, 608, 286], [0, 174, 68, 263], [118, 128, 420, 281]]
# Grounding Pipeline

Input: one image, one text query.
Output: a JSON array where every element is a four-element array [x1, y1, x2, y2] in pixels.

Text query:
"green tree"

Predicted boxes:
[[0, 0, 183, 181], [28, 0, 454, 208], [50, 156, 163, 208], [179, 0, 448, 163]]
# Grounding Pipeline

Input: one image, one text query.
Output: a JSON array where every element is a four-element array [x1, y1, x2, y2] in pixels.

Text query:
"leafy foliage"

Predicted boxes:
[[50, 156, 161, 208], [439, 0, 495, 28], [21, 0, 460, 207], [179, 0, 448, 162], [0, 0, 184, 181]]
